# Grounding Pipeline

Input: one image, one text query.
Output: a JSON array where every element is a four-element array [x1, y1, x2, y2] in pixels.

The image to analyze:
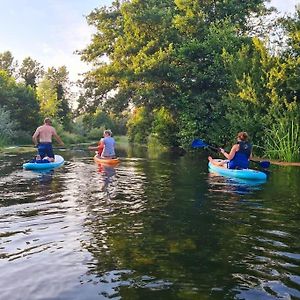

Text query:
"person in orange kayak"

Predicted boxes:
[[88, 129, 116, 159], [208, 131, 252, 169]]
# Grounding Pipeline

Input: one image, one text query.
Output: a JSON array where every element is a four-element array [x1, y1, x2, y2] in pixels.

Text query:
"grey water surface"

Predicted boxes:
[[0, 145, 299, 300]]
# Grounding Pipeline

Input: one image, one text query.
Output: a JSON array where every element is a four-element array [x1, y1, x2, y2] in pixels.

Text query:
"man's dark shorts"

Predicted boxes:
[[38, 142, 54, 159]]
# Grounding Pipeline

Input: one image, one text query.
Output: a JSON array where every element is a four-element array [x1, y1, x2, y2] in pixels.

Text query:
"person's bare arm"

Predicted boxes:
[[53, 132, 64, 146], [88, 146, 98, 150], [220, 145, 238, 160], [32, 129, 39, 146]]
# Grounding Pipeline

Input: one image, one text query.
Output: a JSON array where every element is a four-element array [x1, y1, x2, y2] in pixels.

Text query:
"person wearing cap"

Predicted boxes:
[[88, 129, 116, 159], [32, 117, 64, 162]]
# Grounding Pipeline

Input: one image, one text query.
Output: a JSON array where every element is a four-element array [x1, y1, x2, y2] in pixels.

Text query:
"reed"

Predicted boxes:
[[0, 134, 9, 148], [265, 118, 300, 162]]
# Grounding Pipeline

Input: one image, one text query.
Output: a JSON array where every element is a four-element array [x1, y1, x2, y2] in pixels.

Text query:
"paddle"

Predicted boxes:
[[191, 139, 270, 168]]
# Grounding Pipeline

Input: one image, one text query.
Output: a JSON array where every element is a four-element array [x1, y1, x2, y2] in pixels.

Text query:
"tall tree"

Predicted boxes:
[[0, 51, 17, 77], [36, 78, 58, 119], [44, 66, 72, 127], [80, 0, 272, 146], [80, 0, 178, 113], [280, 7, 300, 104], [45, 66, 69, 99], [19, 57, 44, 88], [0, 70, 40, 133]]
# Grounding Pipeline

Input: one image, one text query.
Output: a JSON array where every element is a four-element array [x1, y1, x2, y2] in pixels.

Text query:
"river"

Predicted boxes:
[[0, 144, 299, 300]]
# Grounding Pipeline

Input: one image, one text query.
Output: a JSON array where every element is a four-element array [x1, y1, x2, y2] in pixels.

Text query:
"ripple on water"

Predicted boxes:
[[0, 154, 300, 300]]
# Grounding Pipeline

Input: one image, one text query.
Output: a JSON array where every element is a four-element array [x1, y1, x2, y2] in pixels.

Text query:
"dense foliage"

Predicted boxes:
[[0, 69, 40, 143], [1, 1, 299, 161], [78, 0, 299, 160], [0, 52, 125, 146]]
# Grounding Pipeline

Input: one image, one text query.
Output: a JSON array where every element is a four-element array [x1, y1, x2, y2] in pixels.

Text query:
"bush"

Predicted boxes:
[[87, 126, 106, 141], [70, 118, 87, 136], [151, 107, 178, 147], [127, 106, 152, 144], [0, 135, 10, 148], [264, 112, 300, 162], [60, 131, 85, 144], [0, 107, 15, 146], [12, 130, 32, 145]]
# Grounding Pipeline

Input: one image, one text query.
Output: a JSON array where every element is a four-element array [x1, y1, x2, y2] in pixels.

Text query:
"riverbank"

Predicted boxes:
[[0, 136, 129, 155], [267, 160, 300, 167]]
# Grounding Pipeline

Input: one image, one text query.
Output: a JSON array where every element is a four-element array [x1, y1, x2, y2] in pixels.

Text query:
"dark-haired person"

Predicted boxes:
[[32, 117, 64, 162], [208, 132, 252, 169]]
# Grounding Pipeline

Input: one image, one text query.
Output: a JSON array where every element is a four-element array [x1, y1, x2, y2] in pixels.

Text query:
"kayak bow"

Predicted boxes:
[[23, 155, 65, 170], [208, 159, 267, 181], [93, 155, 120, 165]]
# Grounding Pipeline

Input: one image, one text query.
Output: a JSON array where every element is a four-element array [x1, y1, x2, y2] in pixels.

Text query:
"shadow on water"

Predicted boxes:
[[0, 146, 300, 299]]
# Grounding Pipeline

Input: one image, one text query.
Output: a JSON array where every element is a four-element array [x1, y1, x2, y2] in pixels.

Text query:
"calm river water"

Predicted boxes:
[[0, 144, 299, 300]]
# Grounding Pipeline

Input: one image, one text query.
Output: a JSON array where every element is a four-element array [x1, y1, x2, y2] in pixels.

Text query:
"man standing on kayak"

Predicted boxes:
[[32, 117, 64, 162]]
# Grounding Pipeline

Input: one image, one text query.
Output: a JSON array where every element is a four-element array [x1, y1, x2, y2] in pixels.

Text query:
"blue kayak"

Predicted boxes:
[[23, 155, 64, 170], [208, 159, 267, 181]]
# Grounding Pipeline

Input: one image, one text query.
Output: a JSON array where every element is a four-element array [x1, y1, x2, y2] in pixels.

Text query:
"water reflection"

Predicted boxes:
[[0, 149, 300, 300], [208, 172, 266, 195], [96, 163, 117, 199], [31, 169, 54, 185]]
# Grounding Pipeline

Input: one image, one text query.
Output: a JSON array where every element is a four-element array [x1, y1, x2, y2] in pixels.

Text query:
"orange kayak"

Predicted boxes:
[[93, 155, 120, 165]]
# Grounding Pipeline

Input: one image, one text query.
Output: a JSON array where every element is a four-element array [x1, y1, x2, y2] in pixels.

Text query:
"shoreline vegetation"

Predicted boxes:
[[1, 1, 299, 165], [1, 143, 299, 167]]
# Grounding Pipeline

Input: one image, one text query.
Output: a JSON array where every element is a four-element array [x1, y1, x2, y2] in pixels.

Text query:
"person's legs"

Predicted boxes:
[[208, 156, 228, 167], [37, 144, 47, 159], [45, 143, 55, 162]]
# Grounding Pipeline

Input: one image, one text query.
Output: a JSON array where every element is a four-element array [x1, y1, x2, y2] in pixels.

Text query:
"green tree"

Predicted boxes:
[[81, 0, 178, 114], [80, 0, 272, 147], [44, 66, 72, 127], [0, 51, 17, 76], [151, 107, 178, 147], [19, 57, 44, 88], [36, 78, 58, 118], [0, 107, 15, 146], [127, 106, 153, 144], [0, 69, 40, 135], [280, 7, 300, 104]]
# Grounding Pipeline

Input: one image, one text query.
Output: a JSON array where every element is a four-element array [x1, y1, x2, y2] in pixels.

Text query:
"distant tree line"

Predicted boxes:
[[0, 51, 126, 147]]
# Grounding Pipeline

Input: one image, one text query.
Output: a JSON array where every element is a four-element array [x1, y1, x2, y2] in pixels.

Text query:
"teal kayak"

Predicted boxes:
[[208, 159, 267, 181], [23, 155, 64, 170]]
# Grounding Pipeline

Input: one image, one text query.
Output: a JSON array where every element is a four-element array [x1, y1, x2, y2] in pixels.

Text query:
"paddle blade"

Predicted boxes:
[[251, 160, 270, 168], [259, 161, 270, 168], [191, 139, 208, 148]]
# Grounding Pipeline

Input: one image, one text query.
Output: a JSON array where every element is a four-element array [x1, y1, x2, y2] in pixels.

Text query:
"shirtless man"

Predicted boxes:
[[32, 117, 64, 162]]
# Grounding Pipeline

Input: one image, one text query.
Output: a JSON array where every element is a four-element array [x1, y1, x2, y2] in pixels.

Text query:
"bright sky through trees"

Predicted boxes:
[[0, 0, 298, 82]]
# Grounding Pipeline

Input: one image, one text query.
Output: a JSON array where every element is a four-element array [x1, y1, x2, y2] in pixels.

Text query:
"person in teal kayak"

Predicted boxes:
[[208, 131, 252, 169], [32, 117, 64, 162], [88, 129, 116, 159]]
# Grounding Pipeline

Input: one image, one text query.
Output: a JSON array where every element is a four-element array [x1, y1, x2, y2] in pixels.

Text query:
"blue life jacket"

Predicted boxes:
[[228, 141, 252, 169]]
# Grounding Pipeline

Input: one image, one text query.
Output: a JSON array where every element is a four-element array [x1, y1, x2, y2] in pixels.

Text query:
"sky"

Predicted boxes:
[[0, 0, 112, 82], [0, 0, 299, 83]]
